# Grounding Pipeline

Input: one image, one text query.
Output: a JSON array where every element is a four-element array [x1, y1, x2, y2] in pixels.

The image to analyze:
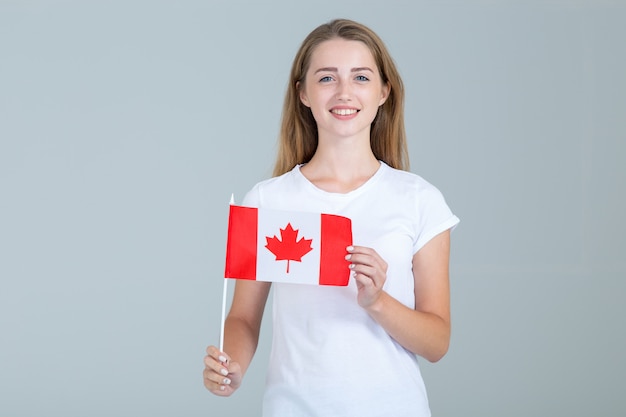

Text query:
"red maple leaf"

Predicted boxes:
[[265, 223, 313, 273]]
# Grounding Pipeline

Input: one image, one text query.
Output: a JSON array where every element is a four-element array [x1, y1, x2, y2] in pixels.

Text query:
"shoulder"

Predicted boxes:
[[378, 163, 455, 228], [242, 166, 301, 207], [378, 165, 459, 251], [379, 163, 444, 200]]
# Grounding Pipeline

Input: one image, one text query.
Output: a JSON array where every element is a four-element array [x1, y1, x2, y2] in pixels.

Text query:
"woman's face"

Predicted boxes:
[[299, 38, 389, 141]]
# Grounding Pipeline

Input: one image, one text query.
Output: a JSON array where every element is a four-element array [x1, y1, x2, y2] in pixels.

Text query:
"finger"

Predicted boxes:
[[209, 383, 235, 396], [346, 253, 376, 272], [352, 270, 373, 287], [203, 363, 232, 385], [206, 345, 230, 364], [351, 262, 385, 283], [204, 354, 231, 381], [347, 245, 385, 260], [204, 372, 233, 396], [346, 245, 378, 257], [203, 366, 234, 396], [346, 248, 387, 270]]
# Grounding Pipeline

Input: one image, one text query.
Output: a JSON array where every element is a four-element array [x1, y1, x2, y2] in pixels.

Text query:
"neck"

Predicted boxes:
[[300, 133, 381, 193]]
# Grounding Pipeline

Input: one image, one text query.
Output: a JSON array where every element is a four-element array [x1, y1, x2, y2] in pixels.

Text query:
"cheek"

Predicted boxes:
[[308, 106, 326, 124], [303, 91, 328, 116]]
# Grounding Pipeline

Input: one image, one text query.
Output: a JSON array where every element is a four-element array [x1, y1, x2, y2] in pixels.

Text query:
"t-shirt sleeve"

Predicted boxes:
[[413, 184, 460, 254]]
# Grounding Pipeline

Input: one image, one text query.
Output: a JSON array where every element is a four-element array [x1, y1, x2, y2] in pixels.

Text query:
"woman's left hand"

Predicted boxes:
[[346, 245, 388, 309]]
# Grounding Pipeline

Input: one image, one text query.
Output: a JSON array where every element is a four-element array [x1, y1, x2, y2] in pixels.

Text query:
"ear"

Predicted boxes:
[[379, 82, 390, 106], [297, 81, 310, 107]]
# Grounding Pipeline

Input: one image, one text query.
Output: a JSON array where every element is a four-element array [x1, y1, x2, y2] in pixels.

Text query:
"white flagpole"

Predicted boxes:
[[219, 193, 235, 353]]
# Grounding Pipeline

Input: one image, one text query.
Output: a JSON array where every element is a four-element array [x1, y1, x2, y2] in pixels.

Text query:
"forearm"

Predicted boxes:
[[223, 315, 262, 376], [366, 291, 450, 362]]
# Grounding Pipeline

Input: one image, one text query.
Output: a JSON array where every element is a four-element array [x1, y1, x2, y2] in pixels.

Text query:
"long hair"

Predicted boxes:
[[272, 19, 408, 177]]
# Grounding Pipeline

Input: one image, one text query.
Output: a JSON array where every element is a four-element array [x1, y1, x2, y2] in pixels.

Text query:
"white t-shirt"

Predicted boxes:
[[242, 161, 459, 417]]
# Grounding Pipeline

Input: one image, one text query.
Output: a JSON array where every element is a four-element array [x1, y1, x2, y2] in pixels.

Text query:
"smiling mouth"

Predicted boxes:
[[330, 108, 359, 116]]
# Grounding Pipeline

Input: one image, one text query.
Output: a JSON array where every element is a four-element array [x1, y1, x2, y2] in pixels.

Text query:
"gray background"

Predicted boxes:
[[1, 0, 624, 416]]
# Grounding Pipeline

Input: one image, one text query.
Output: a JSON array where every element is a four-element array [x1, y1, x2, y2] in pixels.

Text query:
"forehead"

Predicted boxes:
[[308, 38, 377, 69]]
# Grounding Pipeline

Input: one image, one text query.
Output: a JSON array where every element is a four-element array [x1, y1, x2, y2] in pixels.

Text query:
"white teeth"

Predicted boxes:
[[331, 108, 357, 116]]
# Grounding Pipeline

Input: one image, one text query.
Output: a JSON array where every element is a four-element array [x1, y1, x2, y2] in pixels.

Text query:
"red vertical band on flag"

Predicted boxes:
[[225, 205, 258, 280], [319, 214, 352, 286]]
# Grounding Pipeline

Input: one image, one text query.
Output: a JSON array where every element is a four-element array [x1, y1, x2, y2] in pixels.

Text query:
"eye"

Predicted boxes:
[[355, 75, 369, 82], [319, 76, 334, 82]]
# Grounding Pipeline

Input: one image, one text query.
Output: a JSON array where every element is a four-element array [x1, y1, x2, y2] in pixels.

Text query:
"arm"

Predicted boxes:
[[348, 229, 451, 362], [203, 279, 271, 396]]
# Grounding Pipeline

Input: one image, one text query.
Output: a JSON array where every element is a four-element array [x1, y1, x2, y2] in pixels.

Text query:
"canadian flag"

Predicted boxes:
[[224, 205, 352, 286]]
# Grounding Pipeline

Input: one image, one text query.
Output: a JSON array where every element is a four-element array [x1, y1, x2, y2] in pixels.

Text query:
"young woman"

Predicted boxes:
[[204, 18, 459, 416]]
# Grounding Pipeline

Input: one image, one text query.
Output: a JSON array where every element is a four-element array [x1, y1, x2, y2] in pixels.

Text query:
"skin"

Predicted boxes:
[[204, 38, 452, 395]]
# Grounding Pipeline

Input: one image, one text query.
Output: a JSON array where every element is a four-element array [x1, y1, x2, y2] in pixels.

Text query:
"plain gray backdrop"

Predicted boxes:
[[1, 0, 624, 416]]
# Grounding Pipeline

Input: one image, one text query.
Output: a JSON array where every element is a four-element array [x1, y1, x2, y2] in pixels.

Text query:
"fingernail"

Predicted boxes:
[[223, 378, 231, 385], [220, 368, 229, 376], [220, 385, 226, 391], [346, 246, 354, 252], [218, 355, 227, 363], [345, 254, 351, 260], [349, 263, 355, 269]]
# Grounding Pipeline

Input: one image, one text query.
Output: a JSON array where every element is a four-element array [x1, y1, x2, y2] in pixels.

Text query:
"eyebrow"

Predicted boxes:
[[314, 67, 374, 74]]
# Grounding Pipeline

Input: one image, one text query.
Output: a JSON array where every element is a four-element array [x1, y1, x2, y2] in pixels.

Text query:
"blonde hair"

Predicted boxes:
[[272, 18, 409, 177]]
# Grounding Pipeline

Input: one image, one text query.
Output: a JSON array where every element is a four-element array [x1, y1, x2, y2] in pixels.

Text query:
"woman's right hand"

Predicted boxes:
[[203, 345, 242, 396]]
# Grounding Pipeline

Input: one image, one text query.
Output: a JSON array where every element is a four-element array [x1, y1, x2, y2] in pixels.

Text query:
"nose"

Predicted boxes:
[[335, 80, 352, 101]]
